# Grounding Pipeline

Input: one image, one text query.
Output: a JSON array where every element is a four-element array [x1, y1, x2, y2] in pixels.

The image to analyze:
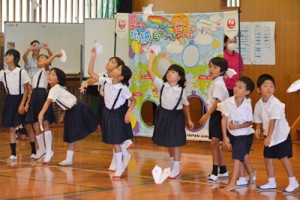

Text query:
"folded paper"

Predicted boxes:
[[60, 48, 67, 63], [226, 68, 237, 78], [287, 79, 300, 93], [152, 165, 171, 184], [94, 41, 104, 55]]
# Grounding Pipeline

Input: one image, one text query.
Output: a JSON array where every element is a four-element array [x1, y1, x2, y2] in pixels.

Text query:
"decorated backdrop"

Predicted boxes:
[[121, 11, 238, 141]]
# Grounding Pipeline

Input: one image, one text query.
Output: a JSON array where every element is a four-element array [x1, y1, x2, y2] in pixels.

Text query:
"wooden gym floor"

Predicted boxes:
[[0, 127, 299, 200]]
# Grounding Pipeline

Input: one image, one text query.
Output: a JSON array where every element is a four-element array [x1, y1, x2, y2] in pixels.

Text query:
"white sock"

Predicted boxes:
[[36, 134, 46, 152], [170, 157, 174, 169], [115, 152, 123, 171], [268, 177, 276, 184], [121, 143, 130, 158], [109, 149, 116, 170], [66, 150, 74, 162], [44, 130, 53, 153], [289, 176, 297, 184], [173, 161, 180, 171]]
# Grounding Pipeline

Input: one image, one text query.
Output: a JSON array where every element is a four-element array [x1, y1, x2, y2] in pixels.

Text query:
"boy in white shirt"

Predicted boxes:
[[219, 76, 256, 191], [254, 74, 299, 193]]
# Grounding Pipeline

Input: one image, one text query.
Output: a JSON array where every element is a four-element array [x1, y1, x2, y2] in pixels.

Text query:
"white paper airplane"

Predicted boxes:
[[60, 48, 67, 63], [94, 41, 104, 55], [31, 0, 41, 10], [287, 79, 300, 93], [142, 4, 153, 21], [152, 165, 171, 185], [226, 68, 237, 78]]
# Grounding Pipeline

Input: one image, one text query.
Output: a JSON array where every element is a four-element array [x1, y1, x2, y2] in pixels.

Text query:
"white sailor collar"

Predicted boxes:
[[164, 82, 181, 90], [105, 78, 124, 90]]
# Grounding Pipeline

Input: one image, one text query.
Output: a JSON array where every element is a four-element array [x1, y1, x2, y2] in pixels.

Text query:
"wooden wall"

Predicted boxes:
[[133, 0, 300, 126]]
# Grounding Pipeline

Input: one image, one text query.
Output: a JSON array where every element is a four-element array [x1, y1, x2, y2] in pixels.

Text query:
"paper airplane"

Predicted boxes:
[[152, 165, 171, 185], [142, 4, 153, 21], [94, 41, 104, 55], [226, 68, 237, 78], [60, 48, 67, 63], [287, 79, 300, 93], [31, 0, 41, 9]]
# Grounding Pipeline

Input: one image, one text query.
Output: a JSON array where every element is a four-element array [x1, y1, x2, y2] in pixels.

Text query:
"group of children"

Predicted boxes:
[[0, 41, 299, 193]]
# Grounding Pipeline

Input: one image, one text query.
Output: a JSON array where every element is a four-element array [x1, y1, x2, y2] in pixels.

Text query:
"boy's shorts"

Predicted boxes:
[[209, 111, 223, 141], [264, 134, 292, 159]]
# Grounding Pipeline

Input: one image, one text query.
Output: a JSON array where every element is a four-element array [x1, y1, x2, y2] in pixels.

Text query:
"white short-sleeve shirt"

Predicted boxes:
[[0, 68, 30, 95], [253, 95, 290, 147], [218, 96, 254, 136], [207, 76, 229, 110], [48, 84, 77, 110], [98, 77, 132, 110], [153, 76, 189, 110], [31, 68, 49, 89]]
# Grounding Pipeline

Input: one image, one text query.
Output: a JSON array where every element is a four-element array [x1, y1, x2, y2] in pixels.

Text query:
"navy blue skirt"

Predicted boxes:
[[2, 95, 25, 128], [97, 95, 105, 128], [101, 104, 133, 144], [152, 106, 186, 147], [25, 88, 56, 124], [63, 101, 98, 143]]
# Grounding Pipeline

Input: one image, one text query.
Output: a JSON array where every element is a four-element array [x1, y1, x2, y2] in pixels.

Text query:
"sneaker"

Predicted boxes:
[[257, 182, 277, 191], [208, 174, 218, 182], [124, 140, 134, 149], [113, 167, 124, 179], [283, 181, 299, 194], [8, 155, 17, 161], [58, 160, 73, 166], [34, 150, 46, 161], [219, 171, 229, 178], [122, 154, 132, 170], [236, 177, 248, 186], [168, 169, 181, 179], [30, 154, 36, 160], [43, 151, 54, 164]]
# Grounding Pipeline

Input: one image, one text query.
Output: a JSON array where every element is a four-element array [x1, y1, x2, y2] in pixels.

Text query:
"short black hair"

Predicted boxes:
[[30, 40, 40, 45], [237, 76, 255, 94], [50, 68, 66, 86], [162, 64, 186, 88], [5, 49, 20, 67], [120, 65, 132, 86], [209, 57, 228, 75], [257, 74, 275, 88]]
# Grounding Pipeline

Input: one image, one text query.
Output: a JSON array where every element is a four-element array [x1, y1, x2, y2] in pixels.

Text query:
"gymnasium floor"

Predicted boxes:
[[0, 127, 299, 200]]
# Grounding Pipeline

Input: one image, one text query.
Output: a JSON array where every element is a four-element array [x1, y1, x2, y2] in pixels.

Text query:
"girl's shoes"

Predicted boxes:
[[58, 160, 73, 166], [43, 151, 54, 164]]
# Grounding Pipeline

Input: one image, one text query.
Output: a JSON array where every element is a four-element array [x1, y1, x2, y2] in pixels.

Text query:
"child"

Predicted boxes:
[[88, 48, 136, 178], [25, 53, 61, 164], [80, 53, 134, 171], [218, 76, 256, 191], [38, 67, 98, 166], [254, 74, 299, 193], [22, 40, 53, 158], [0, 49, 30, 161], [199, 57, 229, 182], [23, 40, 53, 79], [147, 50, 194, 179]]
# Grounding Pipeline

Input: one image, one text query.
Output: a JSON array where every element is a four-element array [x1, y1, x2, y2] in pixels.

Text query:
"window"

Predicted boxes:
[[1, 0, 117, 31], [221, 0, 240, 8]]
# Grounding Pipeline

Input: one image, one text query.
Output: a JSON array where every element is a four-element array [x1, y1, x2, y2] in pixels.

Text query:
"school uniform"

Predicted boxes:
[[99, 76, 133, 144], [218, 96, 254, 161], [25, 68, 55, 124], [152, 76, 189, 147], [0, 68, 30, 128], [48, 84, 97, 143], [254, 95, 292, 159], [207, 76, 229, 140]]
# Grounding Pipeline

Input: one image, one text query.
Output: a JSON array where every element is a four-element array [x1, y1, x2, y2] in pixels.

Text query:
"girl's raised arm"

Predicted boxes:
[[88, 48, 100, 82], [147, 50, 157, 82]]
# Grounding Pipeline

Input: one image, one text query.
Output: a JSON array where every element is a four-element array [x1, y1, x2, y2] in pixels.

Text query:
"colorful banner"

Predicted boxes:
[[128, 12, 226, 141]]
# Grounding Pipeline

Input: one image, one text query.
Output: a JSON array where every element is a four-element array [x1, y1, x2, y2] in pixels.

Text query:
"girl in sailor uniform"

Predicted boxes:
[[0, 49, 30, 161], [25, 53, 60, 164], [88, 48, 136, 178], [38, 67, 98, 166], [147, 50, 194, 179]]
